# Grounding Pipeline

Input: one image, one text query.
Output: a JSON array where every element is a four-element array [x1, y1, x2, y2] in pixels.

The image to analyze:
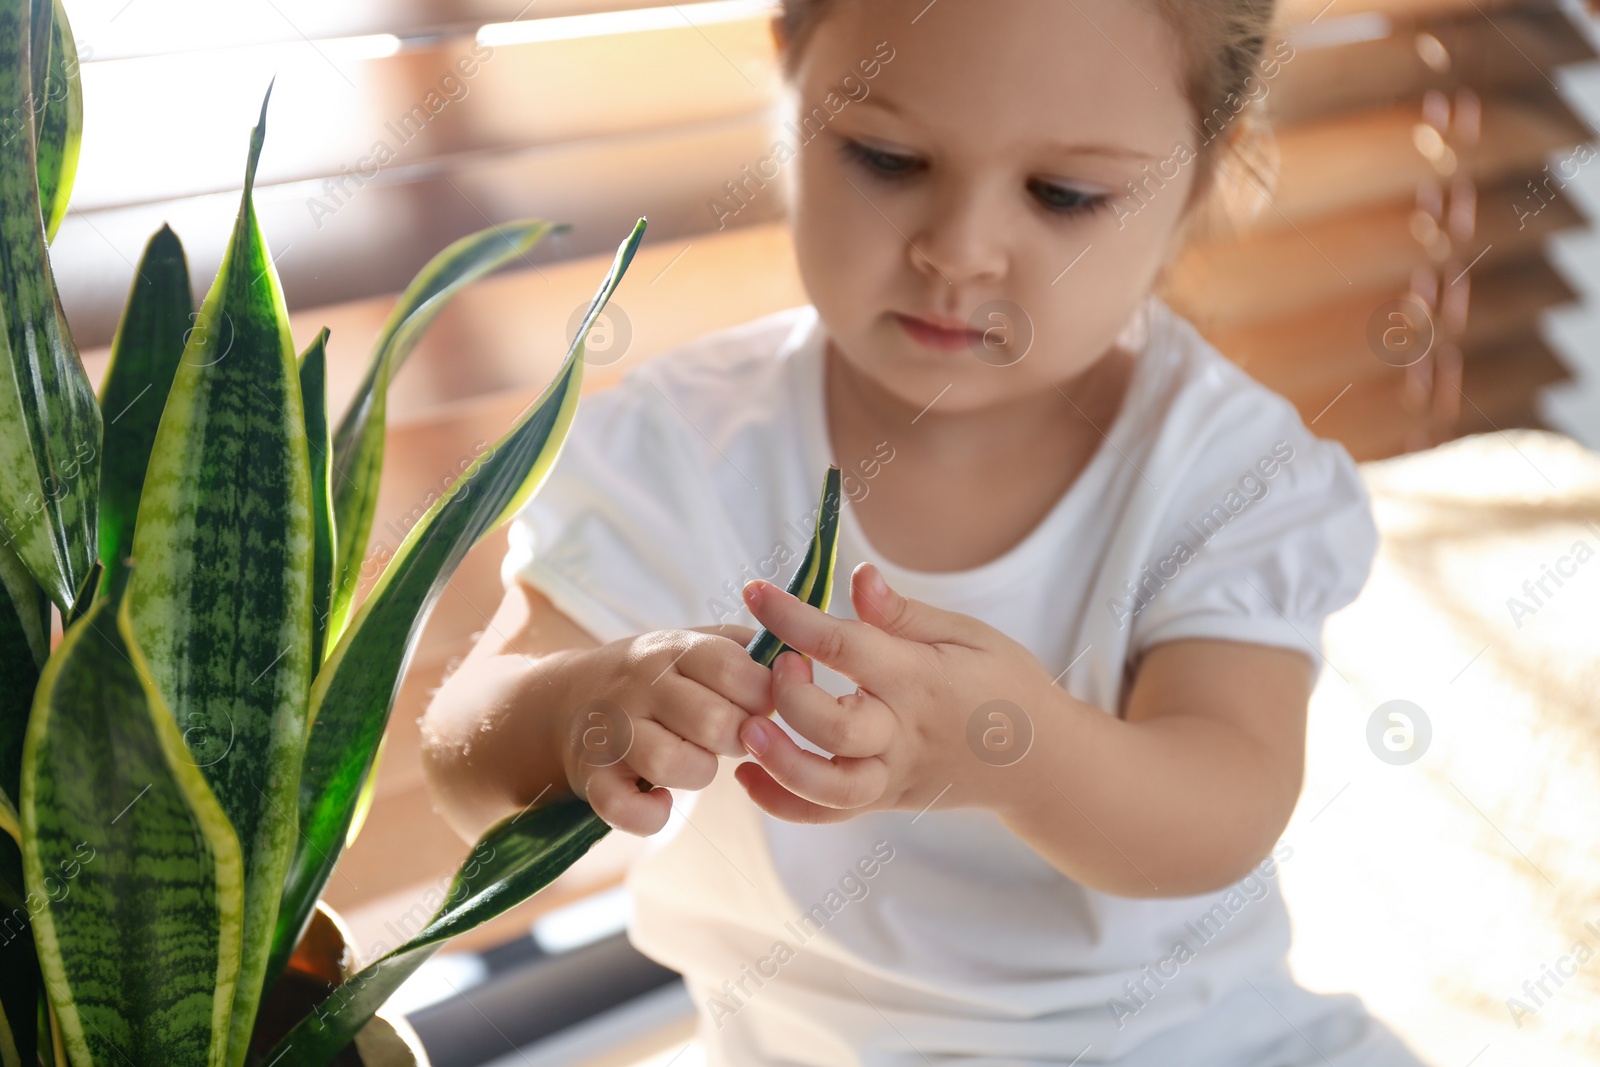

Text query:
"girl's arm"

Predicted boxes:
[[420, 579, 600, 844], [991, 637, 1311, 898]]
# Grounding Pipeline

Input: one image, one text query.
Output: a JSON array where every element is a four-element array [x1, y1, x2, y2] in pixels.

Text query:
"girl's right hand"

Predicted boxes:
[[556, 624, 770, 836]]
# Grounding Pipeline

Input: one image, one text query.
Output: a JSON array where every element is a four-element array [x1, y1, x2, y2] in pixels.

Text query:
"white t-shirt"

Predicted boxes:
[[502, 299, 1421, 1066]]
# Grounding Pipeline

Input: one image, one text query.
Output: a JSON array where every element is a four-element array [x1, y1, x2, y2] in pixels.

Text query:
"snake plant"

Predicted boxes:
[[0, 1, 641, 1060], [0, 3, 845, 1063]]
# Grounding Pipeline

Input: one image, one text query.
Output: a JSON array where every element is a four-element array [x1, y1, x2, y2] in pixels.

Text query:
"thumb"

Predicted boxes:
[[850, 561, 976, 646]]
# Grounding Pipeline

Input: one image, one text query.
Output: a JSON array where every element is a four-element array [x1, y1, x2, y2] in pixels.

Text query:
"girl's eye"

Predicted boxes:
[[1030, 179, 1111, 218], [838, 138, 921, 178], [838, 137, 1111, 220]]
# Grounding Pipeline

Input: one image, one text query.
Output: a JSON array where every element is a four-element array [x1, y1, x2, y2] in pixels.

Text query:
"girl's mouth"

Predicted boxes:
[[892, 311, 985, 352]]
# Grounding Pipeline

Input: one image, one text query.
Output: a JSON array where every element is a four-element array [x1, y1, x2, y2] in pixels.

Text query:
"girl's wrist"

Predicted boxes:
[[537, 645, 607, 805], [971, 682, 1103, 825]]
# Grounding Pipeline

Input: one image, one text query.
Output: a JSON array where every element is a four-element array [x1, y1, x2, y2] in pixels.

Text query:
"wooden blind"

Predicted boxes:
[[1168, 0, 1596, 459]]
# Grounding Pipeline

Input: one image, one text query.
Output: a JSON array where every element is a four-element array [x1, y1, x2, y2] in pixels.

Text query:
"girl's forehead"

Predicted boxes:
[[798, 0, 1193, 157]]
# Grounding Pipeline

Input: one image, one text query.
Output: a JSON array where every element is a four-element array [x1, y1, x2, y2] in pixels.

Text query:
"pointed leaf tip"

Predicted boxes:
[[568, 219, 646, 363], [245, 80, 273, 197]]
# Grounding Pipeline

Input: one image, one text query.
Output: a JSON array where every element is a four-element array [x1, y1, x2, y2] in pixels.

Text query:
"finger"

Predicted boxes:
[[674, 638, 774, 717], [741, 577, 899, 685], [653, 676, 763, 758], [736, 711, 888, 810], [769, 650, 893, 759], [582, 763, 673, 836], [618, 719, 718, 791], [686, 622, 759, 646], [733, 760, 854, 825], [850, 561, 983, 647]]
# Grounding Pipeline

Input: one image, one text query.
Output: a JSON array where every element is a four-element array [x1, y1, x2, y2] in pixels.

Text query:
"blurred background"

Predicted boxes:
[[54, 0, 1600, 1064]]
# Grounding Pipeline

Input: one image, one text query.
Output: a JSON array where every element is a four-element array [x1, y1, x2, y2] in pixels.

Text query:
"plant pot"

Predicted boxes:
[[252, 902, 430, 1066]]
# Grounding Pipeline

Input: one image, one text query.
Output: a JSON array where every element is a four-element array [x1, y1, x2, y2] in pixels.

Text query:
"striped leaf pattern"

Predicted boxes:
[[746, 465, 843, 666], [29, 0, 80, 245], [0, 539, 46, 808], [96, 224, 194, 596], [0, 0, 101, 614], [268, 218, 644, 994], [0, 790, 41, 1067], [325, 221, 564, 649], [20, 588, 243, 1067], [298, 328, 334, 666], [124, 82, 312, 1066]]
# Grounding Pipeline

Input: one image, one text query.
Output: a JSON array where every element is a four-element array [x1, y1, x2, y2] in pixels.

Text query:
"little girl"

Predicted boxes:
[[423, 1, 1435, 1063]]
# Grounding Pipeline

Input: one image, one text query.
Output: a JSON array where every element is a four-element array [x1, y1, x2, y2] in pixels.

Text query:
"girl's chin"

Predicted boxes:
[[833, 342, 1006, 414]]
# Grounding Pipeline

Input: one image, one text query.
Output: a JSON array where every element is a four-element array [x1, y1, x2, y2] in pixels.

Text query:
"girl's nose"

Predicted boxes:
[[904, 181, 1009, 287]]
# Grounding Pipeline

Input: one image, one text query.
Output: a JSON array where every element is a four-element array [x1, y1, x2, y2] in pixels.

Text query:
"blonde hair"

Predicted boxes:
[[773, 0, 1282, 237]]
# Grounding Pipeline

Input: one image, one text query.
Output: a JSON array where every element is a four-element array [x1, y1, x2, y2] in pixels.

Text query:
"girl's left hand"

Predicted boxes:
[[734, 560, 1060, 823]]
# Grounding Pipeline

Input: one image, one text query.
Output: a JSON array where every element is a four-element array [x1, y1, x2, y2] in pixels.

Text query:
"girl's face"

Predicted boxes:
[[778, 0, 1201, 415]]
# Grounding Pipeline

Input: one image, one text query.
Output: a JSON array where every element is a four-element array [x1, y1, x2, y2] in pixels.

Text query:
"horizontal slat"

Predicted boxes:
[[1451, 333, 1571, 434], [1205, 252, 1580, 407], [1214, 94, 1593, 238], [65, 0, 778, 62], [1268, 6, 1594, 126], [1278, 0, 1541, 24], [68, 17, 777, 213], [55, 111, 791, 349], [1306, 332, 1567, 461], [1422, 253, 1579, 347], [1165, 169, 1586, 331]]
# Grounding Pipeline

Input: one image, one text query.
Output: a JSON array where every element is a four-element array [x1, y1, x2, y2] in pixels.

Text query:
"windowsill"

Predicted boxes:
[[403, 929, 697, 1067]]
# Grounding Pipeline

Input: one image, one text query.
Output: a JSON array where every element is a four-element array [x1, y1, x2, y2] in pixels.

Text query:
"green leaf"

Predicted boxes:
[[345, 732, 382, 850], [0, 784, 18, 846], [326, 220, 565, 647], [0, 538, 46, 808], [0, 1002, 19, 1067], [0, 795, 40, 1067], [0, 0, 101, 614], [37, 993, 64, 1067], [19, 581, 245, 1067], [62, 558, 97, 628], [746, 464, 842, 666], [299, 328, 334, 666], [124, 80, 313, 1067], [265, 795, 611, 1066], [97, 224, 193, 595], [30, 0, 81, 244], [267, 217, 644, 999]]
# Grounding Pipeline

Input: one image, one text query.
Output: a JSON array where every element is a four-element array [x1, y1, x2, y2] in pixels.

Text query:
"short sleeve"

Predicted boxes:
[[499, 370, 747, 646], [1127, 433, 1378, 680]]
